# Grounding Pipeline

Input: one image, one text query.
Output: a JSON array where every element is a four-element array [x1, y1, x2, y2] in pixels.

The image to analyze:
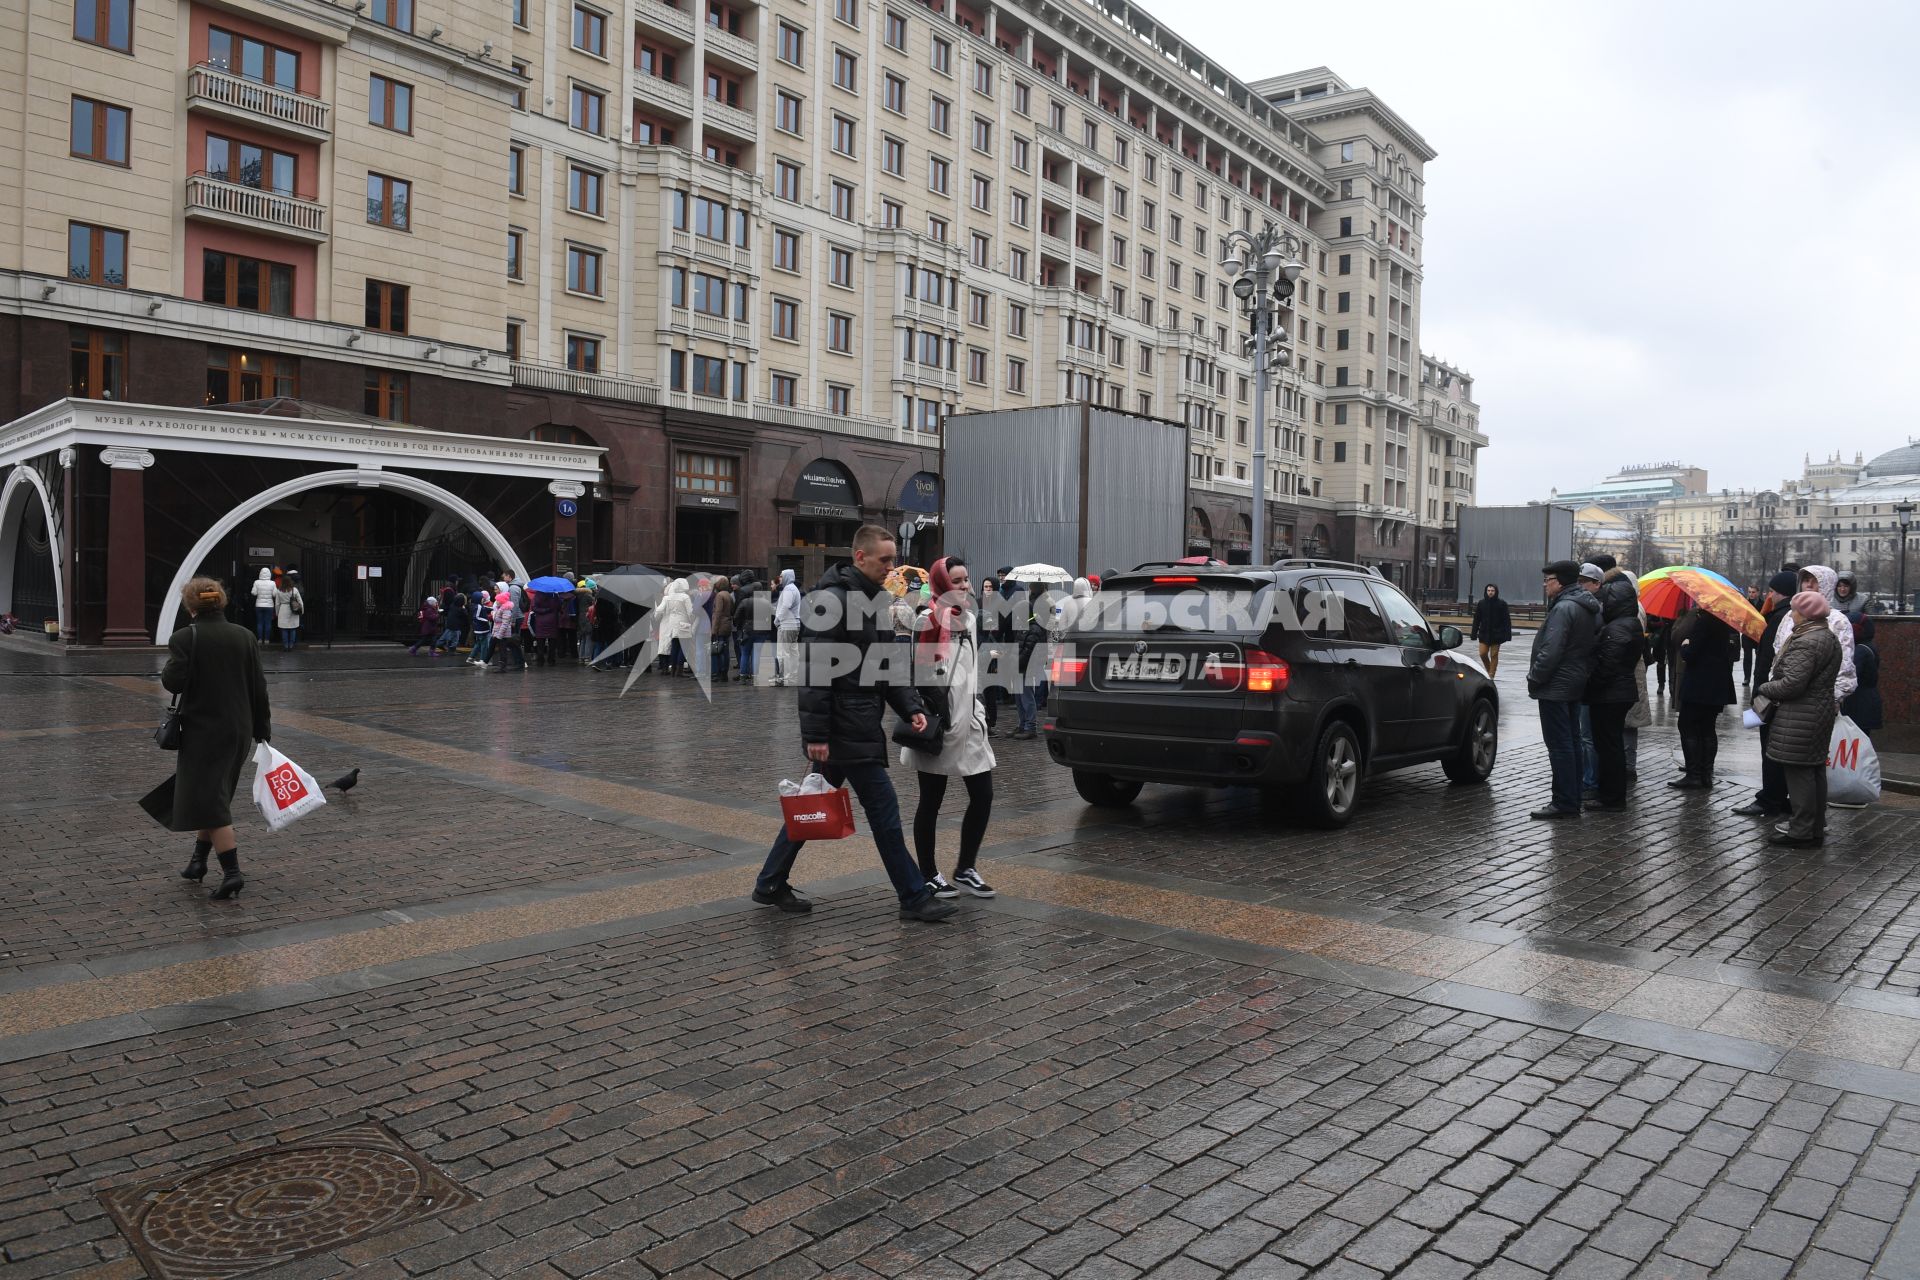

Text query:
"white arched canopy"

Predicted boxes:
[[155, 469, 531, 642], [0, 465, 66, 633]]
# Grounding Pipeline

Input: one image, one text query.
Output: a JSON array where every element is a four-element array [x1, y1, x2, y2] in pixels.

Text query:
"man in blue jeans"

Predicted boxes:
[[1528, 559, 1601, 819], [754, 525, 958, 922]]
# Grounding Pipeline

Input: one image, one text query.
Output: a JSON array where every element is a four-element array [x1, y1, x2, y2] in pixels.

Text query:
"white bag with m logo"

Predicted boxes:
[[1827, 715, 1882, 806]]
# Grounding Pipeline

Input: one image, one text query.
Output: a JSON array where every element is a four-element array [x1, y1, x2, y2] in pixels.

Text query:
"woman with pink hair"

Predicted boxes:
[[900, 556, 998, 898]]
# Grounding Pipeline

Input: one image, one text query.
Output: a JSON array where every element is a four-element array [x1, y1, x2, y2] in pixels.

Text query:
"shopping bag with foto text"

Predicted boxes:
[[1827, 715, 1882, 807], [251, 743, 328, 831], [779, 772, 856, 841]]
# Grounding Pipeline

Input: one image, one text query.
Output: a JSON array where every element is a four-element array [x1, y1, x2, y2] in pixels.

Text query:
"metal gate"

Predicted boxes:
[[8, 498, 59, 631]]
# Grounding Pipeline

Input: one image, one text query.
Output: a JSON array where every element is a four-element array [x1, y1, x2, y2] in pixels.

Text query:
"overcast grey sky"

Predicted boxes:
[[1205, 0, 1920, 503]]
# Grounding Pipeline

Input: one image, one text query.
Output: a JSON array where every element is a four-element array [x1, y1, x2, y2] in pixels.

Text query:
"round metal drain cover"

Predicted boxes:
[[99, 1120, 475, 1279]]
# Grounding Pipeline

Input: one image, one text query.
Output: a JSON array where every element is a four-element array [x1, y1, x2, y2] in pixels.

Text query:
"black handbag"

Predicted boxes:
[[154, 627, 197, 751], [892, 710, 945, 754]]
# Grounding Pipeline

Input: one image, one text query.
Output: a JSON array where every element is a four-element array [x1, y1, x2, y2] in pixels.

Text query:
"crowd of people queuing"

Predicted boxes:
[[1523, 555, 1871, 847]]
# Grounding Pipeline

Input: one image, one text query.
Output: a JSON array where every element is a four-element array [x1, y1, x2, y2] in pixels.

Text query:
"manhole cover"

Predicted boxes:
[[98, 1119, 475, 1279]]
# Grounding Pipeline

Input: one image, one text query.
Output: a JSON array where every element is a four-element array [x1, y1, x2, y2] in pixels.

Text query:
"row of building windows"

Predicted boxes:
[[64, 325, 411, 419]]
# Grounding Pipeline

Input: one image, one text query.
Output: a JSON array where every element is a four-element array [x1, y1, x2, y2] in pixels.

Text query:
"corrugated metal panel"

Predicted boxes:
[[944, 405, 1187, 576], [943, 406, 1082, 575], [1459, 505, 1575, 605], [1084, 407, 1188, 575]]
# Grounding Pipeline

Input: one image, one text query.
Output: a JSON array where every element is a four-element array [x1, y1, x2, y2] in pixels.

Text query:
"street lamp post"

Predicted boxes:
[[1898, 502, 1915, 613], [1222, 222, 1306, 567], [1466, 553, 1480, 602]]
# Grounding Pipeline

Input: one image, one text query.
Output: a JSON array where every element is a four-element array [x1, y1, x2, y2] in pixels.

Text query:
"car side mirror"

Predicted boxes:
[[1437, 625, 1464, 650]]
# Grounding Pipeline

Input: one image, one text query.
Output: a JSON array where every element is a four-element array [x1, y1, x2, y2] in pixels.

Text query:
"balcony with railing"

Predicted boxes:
[[897, 296, 959, 330], [184, 173, 328, 241], [634, 0, 693, 39], [701, 18, 756, 67], [701, 94, 755, 138], [512, 360, 660, 404], [187, 64, 330, 141], [633, 71, 695, 116]]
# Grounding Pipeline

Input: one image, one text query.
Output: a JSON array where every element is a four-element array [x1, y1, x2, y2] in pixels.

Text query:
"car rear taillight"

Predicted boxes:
[[1051, 656, 1088, 686], [1202, 649, 1289, 693], [1245, 649, 1289, 694]]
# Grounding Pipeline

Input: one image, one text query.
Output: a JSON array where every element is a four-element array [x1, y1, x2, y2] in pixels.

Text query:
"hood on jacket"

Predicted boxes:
[[666, 579, 688, 598], [1836, 571, 1857, 597], [258, 567, 272, 581], [780, 569, 796, 586], [1558, 586, 1603, 620], [1800, 565, 1839, 604], [1597, 570, 1638, 618]]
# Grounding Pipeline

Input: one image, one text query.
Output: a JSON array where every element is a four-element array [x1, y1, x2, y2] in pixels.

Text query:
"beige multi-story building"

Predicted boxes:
[[1413, 353, 1484, 591], [1, 0, 1487, 641]]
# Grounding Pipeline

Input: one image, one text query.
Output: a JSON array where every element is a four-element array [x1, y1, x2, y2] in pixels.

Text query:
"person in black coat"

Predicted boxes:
[[752, 525, 953, 923], [1670, 606, 1738, 790], [1470, 583, 1513, 676], [139, 577, 271, 899], [1844, 616, 1883, 742], [1732, 571, 1799, 817], [1584, 577, 1642, 810]]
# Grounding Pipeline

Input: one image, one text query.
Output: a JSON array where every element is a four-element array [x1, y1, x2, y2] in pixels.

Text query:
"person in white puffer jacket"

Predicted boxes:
[[248, 568, 277, 643], [653, 578, 697, 675], [1773, 565, 1857, 704]]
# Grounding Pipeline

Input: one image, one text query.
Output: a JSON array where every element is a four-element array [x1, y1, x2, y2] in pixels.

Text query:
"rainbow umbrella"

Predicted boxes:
[[1637, 565, 1765, 641]]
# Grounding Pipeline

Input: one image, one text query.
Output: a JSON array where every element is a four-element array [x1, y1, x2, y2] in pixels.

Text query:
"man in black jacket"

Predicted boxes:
[[1529, 560, 1602, 819], [754, 525, 957, 922], [1731, 570, 1799, 819]]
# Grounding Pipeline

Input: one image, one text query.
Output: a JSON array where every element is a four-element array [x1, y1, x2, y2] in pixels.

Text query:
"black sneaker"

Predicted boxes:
[[752, 886, 812, 914], [1530, 806, 1580, 821], [899, 891, 958, 922], [928, 874, 960, 899], [953, 868, 996, 898]]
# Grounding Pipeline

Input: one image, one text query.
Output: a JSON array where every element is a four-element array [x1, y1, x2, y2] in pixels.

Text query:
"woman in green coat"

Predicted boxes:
[[139, 577, 272, 899], [1754, 591, 1843, 848]]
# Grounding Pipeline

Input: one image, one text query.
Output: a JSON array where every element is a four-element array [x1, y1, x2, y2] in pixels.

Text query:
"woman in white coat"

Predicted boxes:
[[653, 578, 697, 675], [249, 567, 277, 642], [902, 556, 998, 898], [272, 571, 305, 651]]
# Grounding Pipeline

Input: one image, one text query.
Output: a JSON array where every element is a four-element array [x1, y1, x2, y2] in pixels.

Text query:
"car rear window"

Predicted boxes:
[[1072, 582, 1268, 634]]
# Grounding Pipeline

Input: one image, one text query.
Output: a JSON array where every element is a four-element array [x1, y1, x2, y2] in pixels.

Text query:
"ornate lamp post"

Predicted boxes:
[[1466, 553, 1481, 602], [1898, 502, 1915, 612], [1222, 222, 1306, 566]]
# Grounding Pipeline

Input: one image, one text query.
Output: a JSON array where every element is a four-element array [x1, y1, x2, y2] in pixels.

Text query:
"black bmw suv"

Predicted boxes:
[[1042, 560, 1499, 827]]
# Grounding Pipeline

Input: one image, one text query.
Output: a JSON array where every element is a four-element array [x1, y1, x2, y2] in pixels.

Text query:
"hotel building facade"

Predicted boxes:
[[0, 0, 1486, 642]]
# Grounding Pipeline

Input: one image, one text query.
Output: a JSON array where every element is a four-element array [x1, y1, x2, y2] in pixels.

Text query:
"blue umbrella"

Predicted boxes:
[[526, 575, 575, 593]]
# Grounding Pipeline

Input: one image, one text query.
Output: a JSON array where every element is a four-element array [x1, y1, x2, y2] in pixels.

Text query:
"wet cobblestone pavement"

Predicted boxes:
[[4, 632, 1920, 1277]]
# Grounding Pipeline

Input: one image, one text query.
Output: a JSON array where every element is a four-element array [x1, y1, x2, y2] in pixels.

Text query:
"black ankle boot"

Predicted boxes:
[[209, 850, 244, 900], [181, 840, 211, 882]]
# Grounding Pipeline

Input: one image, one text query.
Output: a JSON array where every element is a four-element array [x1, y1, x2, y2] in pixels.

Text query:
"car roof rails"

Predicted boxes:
[[1269, 558, 1385, 578], [1128, 559, 1234, 572]]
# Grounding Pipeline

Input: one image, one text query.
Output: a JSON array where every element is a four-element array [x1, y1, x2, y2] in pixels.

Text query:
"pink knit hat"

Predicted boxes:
[[1791, 590, 1830, 621]]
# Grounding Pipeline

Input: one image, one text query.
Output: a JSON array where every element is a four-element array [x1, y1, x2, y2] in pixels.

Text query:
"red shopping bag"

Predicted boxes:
[[781, 785, 856, 841]]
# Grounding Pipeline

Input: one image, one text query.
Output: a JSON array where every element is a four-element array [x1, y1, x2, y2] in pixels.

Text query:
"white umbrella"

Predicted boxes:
[[1006, 563, 1072, 586]]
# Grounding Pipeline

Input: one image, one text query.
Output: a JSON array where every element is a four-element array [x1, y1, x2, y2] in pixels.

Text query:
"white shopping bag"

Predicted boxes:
[[1827, 715, 1883, 807], [251, 743, 327, 830]]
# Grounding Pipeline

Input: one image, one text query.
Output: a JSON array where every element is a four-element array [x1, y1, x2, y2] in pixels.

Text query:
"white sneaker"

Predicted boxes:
[[928, 874, 959, 899], [953, 868, 996, 898]]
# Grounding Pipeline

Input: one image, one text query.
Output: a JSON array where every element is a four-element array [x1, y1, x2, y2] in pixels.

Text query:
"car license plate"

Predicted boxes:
[[1103, 651, 1232, 683]]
